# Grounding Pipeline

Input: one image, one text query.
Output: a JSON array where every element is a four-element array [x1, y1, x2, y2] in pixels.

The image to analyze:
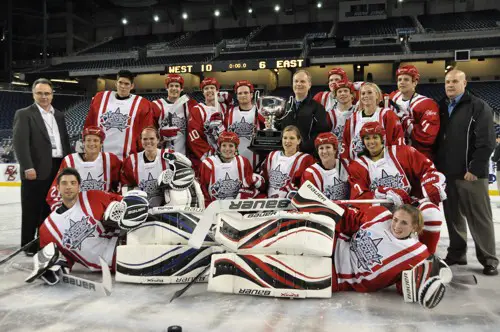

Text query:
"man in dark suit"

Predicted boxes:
[[12, 78, 71, 255]]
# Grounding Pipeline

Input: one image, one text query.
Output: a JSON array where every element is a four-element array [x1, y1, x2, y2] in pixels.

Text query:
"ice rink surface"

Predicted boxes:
[[0, 187, 499, 332]]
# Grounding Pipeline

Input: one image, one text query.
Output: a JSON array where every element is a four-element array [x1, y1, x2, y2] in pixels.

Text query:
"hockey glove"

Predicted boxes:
[[421, 172, 447, 205], [375, 186, 411, 207]]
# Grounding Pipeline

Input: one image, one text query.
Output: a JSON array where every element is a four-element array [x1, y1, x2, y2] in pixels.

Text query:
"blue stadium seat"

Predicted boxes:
[[337, 17, 414, 37], [418, 10, 500, 32]]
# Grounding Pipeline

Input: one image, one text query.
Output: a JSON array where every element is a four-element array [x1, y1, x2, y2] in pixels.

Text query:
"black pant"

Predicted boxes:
[[20, 158, 62, 248]]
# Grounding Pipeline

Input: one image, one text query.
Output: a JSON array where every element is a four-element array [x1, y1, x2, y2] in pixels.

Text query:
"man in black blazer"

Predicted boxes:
[[12, 78, 71, 255]]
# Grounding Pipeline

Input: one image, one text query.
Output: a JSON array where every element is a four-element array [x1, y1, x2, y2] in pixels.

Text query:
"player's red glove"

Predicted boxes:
[[236, 188, 259, 199], [421, 172, 447, 205], [375, 186, 411, 207], [160, 126, 181, 139]]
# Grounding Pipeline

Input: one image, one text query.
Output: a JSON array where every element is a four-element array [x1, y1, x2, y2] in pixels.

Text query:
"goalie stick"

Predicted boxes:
[[11, 257, 112, 296], [0, 237, 39, 265], [451, 274, 477, 286], [169, 264, 211, 303]]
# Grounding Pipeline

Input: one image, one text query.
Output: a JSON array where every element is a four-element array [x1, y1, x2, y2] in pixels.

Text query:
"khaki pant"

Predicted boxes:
[[443, 178, 498, 267]]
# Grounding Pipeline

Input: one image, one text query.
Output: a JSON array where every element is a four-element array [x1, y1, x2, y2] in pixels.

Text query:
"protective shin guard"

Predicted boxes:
[[115, 245, 225, 284], [207, 253, 332, 298]]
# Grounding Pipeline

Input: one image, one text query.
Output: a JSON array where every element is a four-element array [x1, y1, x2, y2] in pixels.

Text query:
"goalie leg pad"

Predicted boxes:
[[126, 210, 216, 246], [207, 253, 332, 298], [115, 245, 225, 284], [25, 242, 60, 283], [214, 210, 335, 256]]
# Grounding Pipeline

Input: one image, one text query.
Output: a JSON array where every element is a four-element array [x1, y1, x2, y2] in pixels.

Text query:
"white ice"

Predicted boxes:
[[0, 186, 499, 332]]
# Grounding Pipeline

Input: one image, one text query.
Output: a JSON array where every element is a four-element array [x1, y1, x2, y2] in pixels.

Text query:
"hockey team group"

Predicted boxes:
[[15, 65, 493, 310]]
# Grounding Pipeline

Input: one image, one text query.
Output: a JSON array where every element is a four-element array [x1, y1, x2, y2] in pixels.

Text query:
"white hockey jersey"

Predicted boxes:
[[39, 190, 122, 271], [301, 160, 350, 200]]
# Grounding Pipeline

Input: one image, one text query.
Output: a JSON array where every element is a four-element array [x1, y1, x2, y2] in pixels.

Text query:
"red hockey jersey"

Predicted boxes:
[[46, 152, 122, 211], [341, 107, 404, 163], [84, 91, 154, 160], [39, 190, 122, 271], [389, 91, 440, 159], [332, 206, 431, 292]]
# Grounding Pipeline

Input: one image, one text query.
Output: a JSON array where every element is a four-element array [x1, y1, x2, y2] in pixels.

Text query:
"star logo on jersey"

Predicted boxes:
[[228, 117, 254, 138], [62, 216, 96, 250], [370, 170, 405, 191], [268, 165, 290, 190], [100, 108, 130, 132], [160, 112, 186, 132], [332, 125, 345, 142], [139, 173, 161, 197], [80, 173, 105, 191], [324, 177, 349, 200], [350, 229, 383, 272], [352, 134, 365, 154], [210, 173, 241, 199]]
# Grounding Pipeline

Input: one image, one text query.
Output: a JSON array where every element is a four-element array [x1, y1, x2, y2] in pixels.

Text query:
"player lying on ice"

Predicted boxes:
[[205, 180, 452, 309]]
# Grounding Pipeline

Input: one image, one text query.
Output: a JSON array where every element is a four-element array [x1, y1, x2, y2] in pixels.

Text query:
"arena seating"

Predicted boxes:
[[171, 27, 256, 47], [135, 53, 214, 67], [418, 10, 500, 32], [41, 59, 137, 72], [252, 22, 333, 42], [309, 44, 403, 57], [336, 17, 415, 37], [81, 33, 184, 54], [411, 37, 500, 52], [215, 48, 302, 61]]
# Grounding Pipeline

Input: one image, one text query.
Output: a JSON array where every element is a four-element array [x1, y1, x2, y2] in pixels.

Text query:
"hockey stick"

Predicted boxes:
[[11, 257, 112, 296], [0, 237, 39, 265], [334, 199, 392, 205], [148, 205, 204, 215], [170, 264, 211, 303], [188, 198, 293, 249], [450, 274, 477, 286]]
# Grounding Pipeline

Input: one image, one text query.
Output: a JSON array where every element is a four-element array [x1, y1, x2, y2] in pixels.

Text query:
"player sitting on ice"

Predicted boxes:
[[206, 181, 452, 309], [26, 166, 217, 286]]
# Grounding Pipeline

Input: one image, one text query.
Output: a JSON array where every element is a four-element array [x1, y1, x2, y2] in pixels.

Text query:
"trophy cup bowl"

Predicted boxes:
[[249, 96, 287, 155], [258, 96, 286, 131]]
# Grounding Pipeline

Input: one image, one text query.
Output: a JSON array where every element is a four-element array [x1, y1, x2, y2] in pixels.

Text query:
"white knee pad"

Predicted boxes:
[[207, 253, 332, 298], [115, 245, 225, 284], [213, 210, 335, 256]]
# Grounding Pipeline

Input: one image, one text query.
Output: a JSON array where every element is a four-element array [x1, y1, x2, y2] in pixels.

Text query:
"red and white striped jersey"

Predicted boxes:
[[326, 105, 356, 143], [301, 160, 350, 200], [389, 91, 440, 160], [224, 105, 265, 169], [151, 97, 198, 155], [332, 206, 430, 292], [39, 190, 122, 271], [46, 152, 122, 211], [341, 107, 404, 163], [261, 151, 315, 198], [121, 149, 169, 206], [84, 91, 154, 160], [199, 155, 254, 204], [187, 102, 228, 171], [313, 91, 337, 114]]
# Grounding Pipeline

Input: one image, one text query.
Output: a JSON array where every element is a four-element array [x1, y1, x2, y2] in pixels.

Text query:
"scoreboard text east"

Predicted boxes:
[[167, 59, 305, 74]]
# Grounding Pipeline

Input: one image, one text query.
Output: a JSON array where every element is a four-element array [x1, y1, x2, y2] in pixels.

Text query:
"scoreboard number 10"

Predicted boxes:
[[201, 64, 213, 72]]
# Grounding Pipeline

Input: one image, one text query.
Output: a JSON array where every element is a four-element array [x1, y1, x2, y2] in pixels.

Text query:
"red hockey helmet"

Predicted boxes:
[[233, 80, 254, 93], [82, 126, 105, 142], [200, 77, 220, 90], [314, 132, 339, 150], [332, 80, 355, 94], [218, 131, 240, 148], [165, 74, 184, 88], [328, 67, 348, 81], [360, 122, 386, 140], [396, 65, 420, 81]]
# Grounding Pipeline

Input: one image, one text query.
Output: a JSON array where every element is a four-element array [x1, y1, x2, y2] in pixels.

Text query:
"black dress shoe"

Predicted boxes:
[[444, 257, 467, 266], [483, 265, 498, 276]]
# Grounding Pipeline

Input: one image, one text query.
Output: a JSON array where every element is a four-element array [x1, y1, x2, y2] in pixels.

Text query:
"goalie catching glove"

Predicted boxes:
[[104, 190, 149, 230], [401, 255, 452, 309]]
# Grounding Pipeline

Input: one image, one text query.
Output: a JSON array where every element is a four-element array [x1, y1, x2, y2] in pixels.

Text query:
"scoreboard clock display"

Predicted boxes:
[[166, 58, 306, 74]]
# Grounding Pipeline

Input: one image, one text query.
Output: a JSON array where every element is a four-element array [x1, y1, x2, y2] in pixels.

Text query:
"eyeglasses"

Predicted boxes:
[[34, 92, 52, 97]]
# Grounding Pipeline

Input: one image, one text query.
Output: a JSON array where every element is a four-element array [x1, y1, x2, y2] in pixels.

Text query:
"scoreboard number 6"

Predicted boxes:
[[259, 61, 266, 69]]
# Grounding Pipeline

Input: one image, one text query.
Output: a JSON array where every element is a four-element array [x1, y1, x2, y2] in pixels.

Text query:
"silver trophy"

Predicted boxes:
[[258, 96, 286, 131], [249, 96, 287, 152]]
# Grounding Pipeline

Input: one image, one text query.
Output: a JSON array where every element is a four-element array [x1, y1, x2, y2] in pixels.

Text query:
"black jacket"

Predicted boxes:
[[12, 104, 71, 180], [276, 95, 330, 154], [434, 91, 495, 179]]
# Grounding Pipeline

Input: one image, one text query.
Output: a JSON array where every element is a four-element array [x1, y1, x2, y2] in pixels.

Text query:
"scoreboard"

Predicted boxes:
[[166, 58, 306, 74]]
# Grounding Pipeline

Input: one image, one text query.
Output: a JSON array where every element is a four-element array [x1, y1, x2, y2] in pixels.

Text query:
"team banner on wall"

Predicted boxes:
[[0, 164, 20, 185]]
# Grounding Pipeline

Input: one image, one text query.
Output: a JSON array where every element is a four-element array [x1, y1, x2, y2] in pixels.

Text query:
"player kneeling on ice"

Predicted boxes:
[[28, 167, 218, 286], [199, 131, 265, 205], [206, 181, 452, 309]]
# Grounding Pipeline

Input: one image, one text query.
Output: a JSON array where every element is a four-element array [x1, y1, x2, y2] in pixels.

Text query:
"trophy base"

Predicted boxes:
[[249, 130, 282, 152]]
